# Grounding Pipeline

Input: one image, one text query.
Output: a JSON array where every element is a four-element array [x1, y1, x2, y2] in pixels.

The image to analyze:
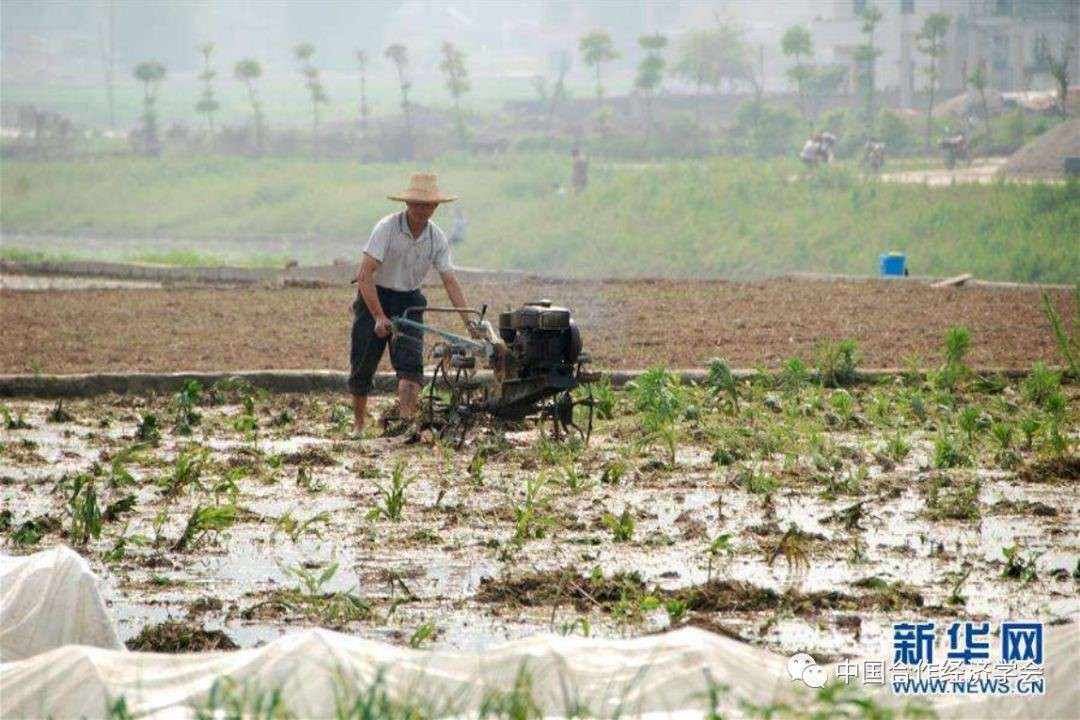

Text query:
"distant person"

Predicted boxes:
[[349, 172, 473, 438], [571, 147, 589, 193], [448, 207, 468, 245]]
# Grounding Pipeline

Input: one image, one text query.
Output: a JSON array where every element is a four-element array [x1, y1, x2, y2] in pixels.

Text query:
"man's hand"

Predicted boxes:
[[374, 315, 393, 338]]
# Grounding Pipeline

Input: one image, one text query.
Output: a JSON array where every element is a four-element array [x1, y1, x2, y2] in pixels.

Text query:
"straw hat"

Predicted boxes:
[[387, 172, 458, 203]]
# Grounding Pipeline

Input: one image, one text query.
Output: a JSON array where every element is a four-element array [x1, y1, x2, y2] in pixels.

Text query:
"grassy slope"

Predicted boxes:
[[2, 155, 1077, 282]]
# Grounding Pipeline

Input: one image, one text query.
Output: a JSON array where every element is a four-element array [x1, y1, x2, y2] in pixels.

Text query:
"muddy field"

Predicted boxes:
[[1, 367, 1076, 661], [1, 277, 1075, 374]]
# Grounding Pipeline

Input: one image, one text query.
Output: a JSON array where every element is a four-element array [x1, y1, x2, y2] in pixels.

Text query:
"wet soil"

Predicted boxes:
[[1, 381, 1076, 662]]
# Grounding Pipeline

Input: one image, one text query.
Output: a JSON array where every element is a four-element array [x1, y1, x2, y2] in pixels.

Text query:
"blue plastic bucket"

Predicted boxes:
[[879, 252, 906, 277]]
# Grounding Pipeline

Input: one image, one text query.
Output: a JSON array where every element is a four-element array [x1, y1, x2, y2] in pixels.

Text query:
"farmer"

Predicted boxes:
[[350, 172, 471, 436], [571, 147, 589, 193]]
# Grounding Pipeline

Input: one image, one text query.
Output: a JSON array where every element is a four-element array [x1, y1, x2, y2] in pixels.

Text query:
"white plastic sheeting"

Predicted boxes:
[[0, 546, 123, 662], [4, 621, 1079, 719], [1, 546, 1077, 719]]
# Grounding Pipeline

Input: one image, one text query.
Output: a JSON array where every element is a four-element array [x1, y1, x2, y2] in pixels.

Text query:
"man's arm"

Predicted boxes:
[[440, 270, 472, 326], [357, 254, 392, 337]]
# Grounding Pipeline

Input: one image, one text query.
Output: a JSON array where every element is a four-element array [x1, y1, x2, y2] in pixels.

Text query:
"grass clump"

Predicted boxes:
[[815, 338, 859, 388], [601, 507, 635, 543], [126, 621, 238, 652], [1040, 287, 1079, 378], [922, 476, 980, 521]]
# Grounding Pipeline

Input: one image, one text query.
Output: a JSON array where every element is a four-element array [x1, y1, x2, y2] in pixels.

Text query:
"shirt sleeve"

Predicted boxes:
[[363, 218, 390, 263], [433, 231, 453, 273]]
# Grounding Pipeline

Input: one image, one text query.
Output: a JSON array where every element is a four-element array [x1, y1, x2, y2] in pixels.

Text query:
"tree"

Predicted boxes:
[[781, 25, 813, 127], [97, 0, 116, 131], [966, 61, 992, 149], [579, 30, 618, 109], [635, 33, 667, 135], [195, 42, 219, 144], [917, 13, 950, 150], [1030, 35, 1072, 117], [711, 24, 754, 95], [675, 29, 722, 125], [133, 61, 166, 156], [384, 43, 413, 155], [532, 51, 570, 136], [440, 42, 470, 147], [854, 2, 884, 134], [356, 50, 370, 137], [234, 58, 265, 154], [294, 43, 328, 147]]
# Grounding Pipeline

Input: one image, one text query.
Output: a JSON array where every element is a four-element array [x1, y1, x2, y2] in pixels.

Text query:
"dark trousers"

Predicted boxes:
[[348, 286, 426, 395]]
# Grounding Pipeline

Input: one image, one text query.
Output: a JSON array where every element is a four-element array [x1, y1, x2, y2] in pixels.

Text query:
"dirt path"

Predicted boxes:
[[1, 277, 1073, 374], [878, 158, 1008, 186]]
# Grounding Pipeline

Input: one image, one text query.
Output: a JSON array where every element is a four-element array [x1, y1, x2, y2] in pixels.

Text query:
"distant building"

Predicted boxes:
[[810, 0, 1078, 107]]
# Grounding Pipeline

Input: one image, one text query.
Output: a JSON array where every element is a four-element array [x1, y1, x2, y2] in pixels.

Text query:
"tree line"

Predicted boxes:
[[125, 3, 1071, 158]]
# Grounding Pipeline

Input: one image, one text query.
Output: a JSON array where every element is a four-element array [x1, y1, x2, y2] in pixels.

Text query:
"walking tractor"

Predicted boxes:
[[390, 300, 600, 447]]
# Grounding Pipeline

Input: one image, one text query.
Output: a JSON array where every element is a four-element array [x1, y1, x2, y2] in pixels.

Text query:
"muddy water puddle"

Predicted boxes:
[[1, 389, 1077, 661]]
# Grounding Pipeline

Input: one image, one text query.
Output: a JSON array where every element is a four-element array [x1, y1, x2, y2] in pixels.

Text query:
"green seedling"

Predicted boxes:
[[557, 461, 592, 493], [173, 504, 236, 551], [2, 406, 32, 430], [706, 534, 733, 582], [102, 494, 136, 522], [297, 465, 325, 493], [281, 562, 372, 626], [408, 622, 437, 648], [957, 406, 984, 445], [101, 522, 139, 563], [558, 617, 592, 637], [513, 475, 552, 543], [933, 433, 971, 468], [329, 404, 353, 432], [135, 413, 161, 443], [737, 463, 779, 495], [151, 509, 169, 548], [779, 357, 810, 394], [271, 408, 294, 427], [1040, 288, 1078, 379], [935, 325, 971, 391], [47, 399, 75, 423], [1019, 414, 1042, 450], [467, 449, 486, 485], [826, 465, 867, 497], [884, 431, 911, 462], [367, 459, 411, 522], [158, 444, 208, 496], [1002, 543, 1042, 584], [945, 566, 973, 606], [628, 365, 684, 420], [707, 358, 740, 412], [664, 598, 688, 626], [274, 509, 330, 542], [67, 474, 102, 545], [815, 338, 859, 388], [590, 376, 617, 419], [172, 379, 203, 435], [829, 389, 856, 427], [601, 507, 635, 542], [640, 413, 681, 467], [599, 459, 627, 485], [11, 515, 59, 546], [991, 422, 1020, 469]]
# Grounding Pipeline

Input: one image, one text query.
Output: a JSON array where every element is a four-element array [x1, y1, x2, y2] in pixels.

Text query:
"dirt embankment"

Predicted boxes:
[[0, 277, 1074, 374]]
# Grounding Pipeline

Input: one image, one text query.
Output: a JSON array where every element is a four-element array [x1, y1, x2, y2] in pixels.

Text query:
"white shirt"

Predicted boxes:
[[363, 211, 453, 291]]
